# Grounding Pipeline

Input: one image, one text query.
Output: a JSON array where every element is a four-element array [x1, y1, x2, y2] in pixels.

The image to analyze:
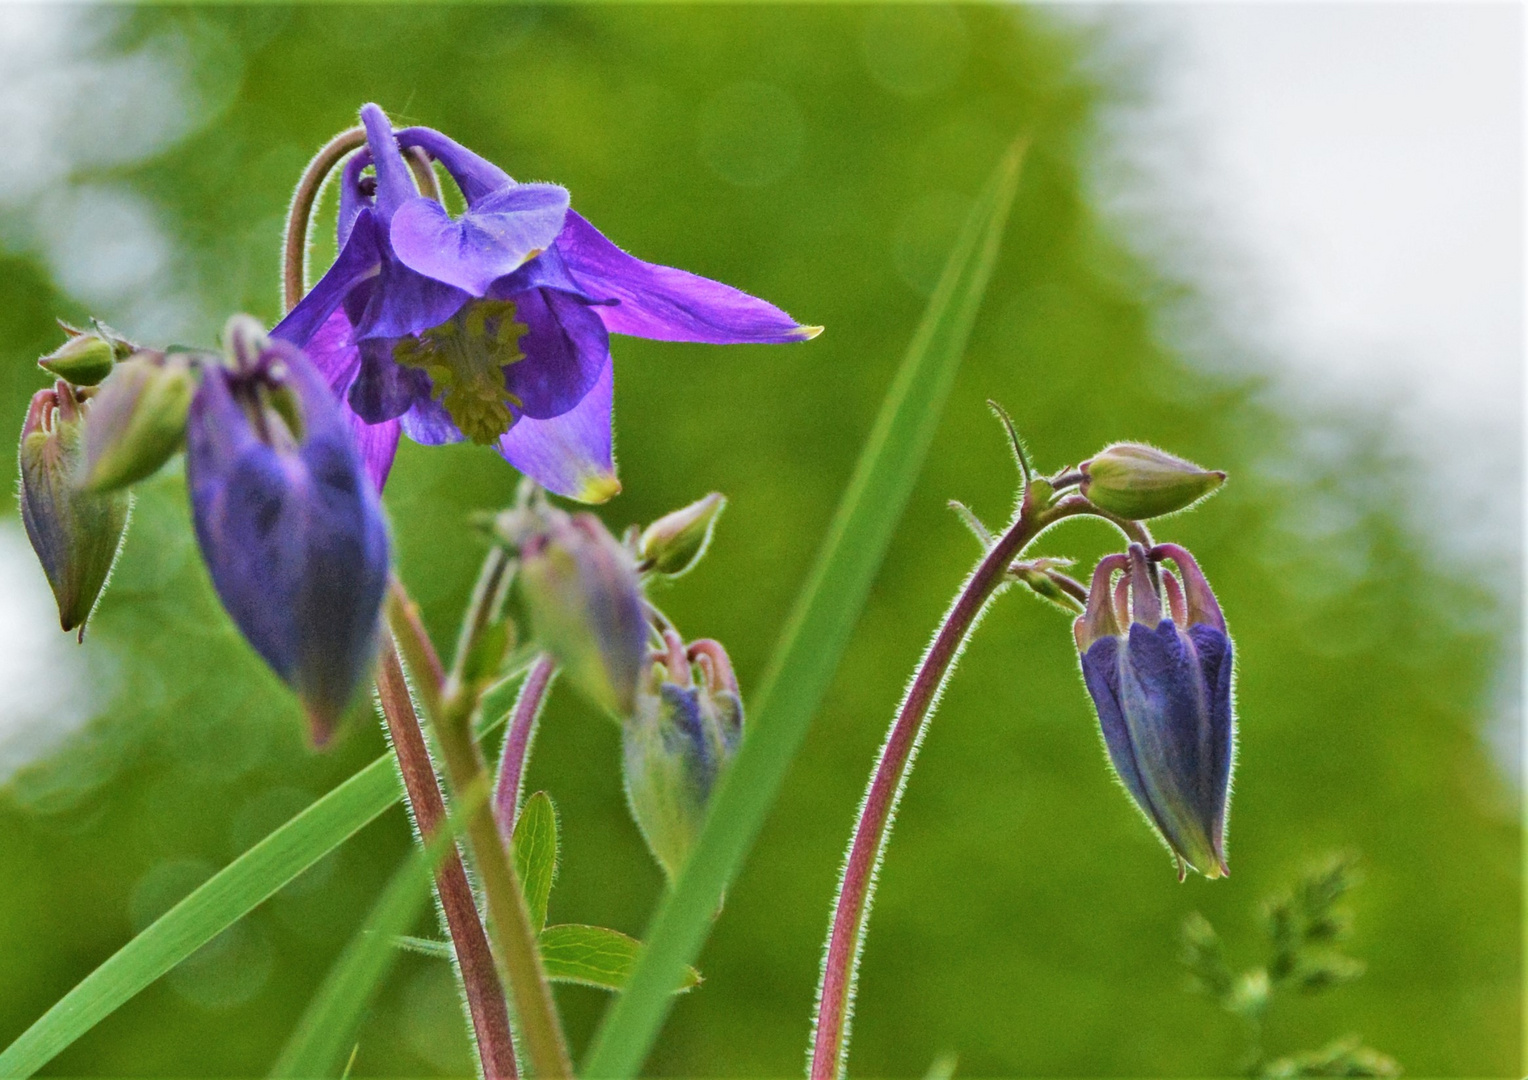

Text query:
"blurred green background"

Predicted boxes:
[[0, 5, 1518, 1076]]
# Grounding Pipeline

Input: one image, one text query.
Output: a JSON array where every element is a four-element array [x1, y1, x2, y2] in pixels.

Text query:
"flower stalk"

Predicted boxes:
[[387, 584, 573, 1079], [375, 640, 518, 1080], [494, 653, 558, 836], [808, 493, 1091, 1080]]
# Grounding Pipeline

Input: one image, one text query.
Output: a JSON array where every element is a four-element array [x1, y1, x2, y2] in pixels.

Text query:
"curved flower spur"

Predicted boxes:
[[275, 103, 820, 499]]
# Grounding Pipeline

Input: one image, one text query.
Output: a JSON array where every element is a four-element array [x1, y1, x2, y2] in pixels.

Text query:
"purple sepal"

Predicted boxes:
[[349, 337, 431, 424], [556, 211, 818, 344], [354, 252, 471, 341], [273, 210, 384, 353], [498, 358, 617, 503], [187, 339, 390, 743], [401, 395, 467, 446], [305, 306, 401, 490]]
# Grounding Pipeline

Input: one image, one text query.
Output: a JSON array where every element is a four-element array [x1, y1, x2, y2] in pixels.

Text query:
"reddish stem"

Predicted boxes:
[[377, 640, 518, 1080], [494, 653, 558, 837], [809, 500, 1081, 1078]]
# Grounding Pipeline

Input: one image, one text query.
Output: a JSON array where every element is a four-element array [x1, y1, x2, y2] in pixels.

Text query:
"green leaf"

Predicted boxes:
[[537, 925, 700, 994], [512, 790, 559, 934], [394, 935, 454, 960], [269, 793, 471, 1079], [0, 755, 403, 1079], [582, 138, 1029, 1077]]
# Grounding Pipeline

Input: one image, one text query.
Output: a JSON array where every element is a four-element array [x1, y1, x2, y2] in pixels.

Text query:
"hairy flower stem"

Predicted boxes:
[[283, 126, 365, 312], [808, 496, 1093, 1079], [387, 585, 573, 1078], [494, 653, 558, 836], [376, 641, 518, 1080]]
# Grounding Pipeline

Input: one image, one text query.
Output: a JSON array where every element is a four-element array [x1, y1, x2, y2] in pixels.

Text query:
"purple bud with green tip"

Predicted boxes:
[[186, 316, 390, 745], [623, 631, 743, 879], [517, 507, 646, 715], [1074, 542, 1234, 879]]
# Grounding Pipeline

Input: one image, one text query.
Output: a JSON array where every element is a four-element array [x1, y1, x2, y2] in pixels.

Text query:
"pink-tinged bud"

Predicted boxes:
[[638, 493, 726, 577], [1080, 443, 1225, 520], [18, 382, 130, 636], [518, 508, 647, 716], [623, 631, 743, 879]]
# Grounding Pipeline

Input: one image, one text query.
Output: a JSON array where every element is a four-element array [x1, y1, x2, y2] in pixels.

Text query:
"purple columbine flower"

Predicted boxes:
[[1073, 542, 1234, 879], [188, 317, 391, 745], [273, 103, 819, 502]]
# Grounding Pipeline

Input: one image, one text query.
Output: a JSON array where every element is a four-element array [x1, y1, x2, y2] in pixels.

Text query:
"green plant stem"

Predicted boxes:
[[376, 641, 518, 1080], [388, 589, 572, 1079], [809, 495, 1090, 1079]]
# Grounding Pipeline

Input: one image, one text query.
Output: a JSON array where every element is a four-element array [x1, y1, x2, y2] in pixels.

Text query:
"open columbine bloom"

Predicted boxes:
[[1073, 542, 1234, 879], [273, 103, 818, 501]]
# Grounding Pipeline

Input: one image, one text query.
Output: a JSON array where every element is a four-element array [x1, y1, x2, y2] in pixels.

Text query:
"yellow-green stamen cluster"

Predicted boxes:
[[392, 299, 529, 445]]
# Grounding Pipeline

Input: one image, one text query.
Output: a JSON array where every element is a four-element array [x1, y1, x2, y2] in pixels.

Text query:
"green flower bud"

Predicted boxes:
[[38, 333, 115, 386], [81, 351, 196, 491], [623, 633, 743, 879], [638, 492, 726, 577], [518, 508, 647, 716], [19, 382, 130, 637], [1079, 443, 1225, 520]]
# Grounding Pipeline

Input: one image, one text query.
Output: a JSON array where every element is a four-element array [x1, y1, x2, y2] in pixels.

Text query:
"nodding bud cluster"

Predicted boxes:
[[82, 350, 196, 491], [511, 505, 648, 716], [1074, 542, 1234, 879], [623, 630, 743, 879], [638, 493, 726, 577], [187, 315, 390, 745], [18, 381, 130, 636], [1080, 443, 1225, 520]]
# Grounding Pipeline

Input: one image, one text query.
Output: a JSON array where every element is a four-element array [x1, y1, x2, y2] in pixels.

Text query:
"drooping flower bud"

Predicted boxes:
[[623, 631, 743, 879], [638, 493, 726, 577], [517, 507, 646, 715], [38, 332, 116, 386], [186, 316, 390, 745], [18, 382, 130, 636], [1079, 443, 1225, 520], [82, 351, 196, 491], [1074, 542, 1234, 879]]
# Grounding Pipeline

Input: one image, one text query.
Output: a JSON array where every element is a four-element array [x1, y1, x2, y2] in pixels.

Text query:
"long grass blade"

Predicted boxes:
[[268, 786, 481, 1078], [581, 137, 1028, 1077], [0, 688, 526, 1079], [0, 756, 402, 1078]]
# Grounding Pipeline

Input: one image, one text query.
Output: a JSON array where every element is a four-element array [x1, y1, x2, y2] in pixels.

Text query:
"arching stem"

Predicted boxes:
[[808, 495, 1094, 1079], [494, 653, 559, 837], [282, 126, 365, 312]]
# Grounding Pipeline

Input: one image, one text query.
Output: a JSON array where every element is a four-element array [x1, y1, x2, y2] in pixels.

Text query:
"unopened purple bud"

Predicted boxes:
[[1074, 543, 1234, 879], [623, 631, 743, 878], [1080, 443, 1225, 520], [18, 382, 130, 636], [518, 508, 646, 716], [187, 317, 389, 746]]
